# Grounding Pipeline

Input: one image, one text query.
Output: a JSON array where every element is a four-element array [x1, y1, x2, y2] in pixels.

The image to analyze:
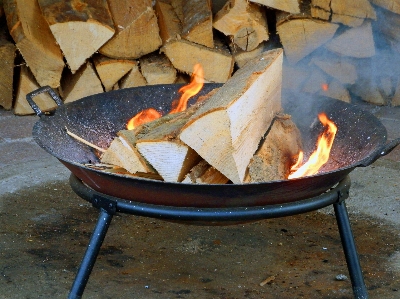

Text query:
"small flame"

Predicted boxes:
[[288, 113, 337, 179], [126, 63, 204, 129], [126, 108, 162, 130], [170, 63, 204, 114], [321, 83, 329, 91]]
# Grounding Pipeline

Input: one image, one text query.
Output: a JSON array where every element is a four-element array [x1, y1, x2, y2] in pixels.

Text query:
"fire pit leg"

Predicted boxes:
[[334, 200, 368, 299], [68, 207, 114, 299]]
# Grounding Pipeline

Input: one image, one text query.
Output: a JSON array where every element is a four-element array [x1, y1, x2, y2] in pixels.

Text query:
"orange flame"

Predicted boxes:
[[321, 83, 329, 91], [170, 63, 204, 114], [288, 113, 337, 179], [126, 108, 162, 130], [126, 63, 205, 129]]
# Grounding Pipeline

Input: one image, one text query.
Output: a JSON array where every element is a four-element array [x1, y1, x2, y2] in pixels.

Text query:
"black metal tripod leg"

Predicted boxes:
[[68, 208, 113, 299], [334, 200, 368, 299]]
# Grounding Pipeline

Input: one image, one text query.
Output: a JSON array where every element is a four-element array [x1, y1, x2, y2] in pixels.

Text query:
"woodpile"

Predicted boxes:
[[1, 0, 400, 114]]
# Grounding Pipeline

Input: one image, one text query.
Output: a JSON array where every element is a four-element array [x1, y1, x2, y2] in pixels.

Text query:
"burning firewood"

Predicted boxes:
[[37, 0, 115, 74], [213, 0, 269, 51], [98, 0, 162, 59], [182, 160, 229, 184], [3, 0, 64, 88], [100, 130, 155, 174], [179, 49, 284, 183], [244, 114, 302, 182]]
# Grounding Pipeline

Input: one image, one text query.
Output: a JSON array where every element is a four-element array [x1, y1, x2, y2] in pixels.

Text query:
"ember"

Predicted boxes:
[[288, 113, 337, 179]]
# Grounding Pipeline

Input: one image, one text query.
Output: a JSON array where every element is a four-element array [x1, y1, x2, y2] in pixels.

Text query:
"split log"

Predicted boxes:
[[99, 0, 162, 59], [179, 49, 284, 183], [14, 65, 58, 115], [213, 0, 269, 51], [181, 0, 213, 48], [182, 160, 229, 184], [101, 130, 155, 174], [392, 80, 400, 106], [93, 55, 136, 91], [230, 42, 265, 68], [311, 0, 376, 27], [371, 0, 400, 15], [250, 0, 301, 14], [139, 53, 177, 85], [0, 22, 15, 110], [155, 0, 182, 44], [350, 77, 387, 106], [325, 21, 375, 58], [244, 114, 302, 182], [311, 56, 357, 85], [277, 16, 339, 64], [135, 103, 205, 182], [171, 0, 184, 22], [162, 39, 234, 83], [119, 63, 147, 89], [37, 0, 114, 74], [4, 0, 64, 88], [319, 79, 351, 103], [60, 62, 104, 104]]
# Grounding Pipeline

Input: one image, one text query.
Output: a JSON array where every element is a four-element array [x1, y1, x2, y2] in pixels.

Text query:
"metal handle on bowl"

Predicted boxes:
[[359, 137, 400, 167], [26, 86, 63, 117]]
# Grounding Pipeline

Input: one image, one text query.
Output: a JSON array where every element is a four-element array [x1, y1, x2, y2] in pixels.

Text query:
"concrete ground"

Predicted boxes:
[[0, 101, 399, 299]]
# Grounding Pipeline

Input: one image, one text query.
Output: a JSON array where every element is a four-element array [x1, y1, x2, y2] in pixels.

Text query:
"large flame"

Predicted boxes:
[[170, 63, 204, 114], [288, 113, 337, 179], [126, 63, 204, 129]]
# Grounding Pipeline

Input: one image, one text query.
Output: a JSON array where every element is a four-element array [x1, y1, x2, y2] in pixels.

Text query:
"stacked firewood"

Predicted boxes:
[[0, 0, 399, 115]]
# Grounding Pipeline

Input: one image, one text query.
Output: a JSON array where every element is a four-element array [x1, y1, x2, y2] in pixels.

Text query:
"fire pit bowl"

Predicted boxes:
[[28, 84, 400, 208]]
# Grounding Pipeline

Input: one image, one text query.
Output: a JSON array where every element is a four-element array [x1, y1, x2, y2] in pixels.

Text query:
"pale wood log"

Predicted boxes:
[[93, 55, 136, 91], [250, 0, 300, 14], [179, 49, 284, 183], [181, 0, 213, 48], [319, 79, 351, 103], [325, 20, 375, 58], [135, 103, 204, 182], [14, 65, 58, 115], [230, 41, 265, 68], [311, 0, 376, 27], [277, 16, 339, 64], [155, 0, 182, 44], [244, 114, 302, 182], [171, 0, 184, 22], [4, 0, 64, 88], [99, 0, 161, 59], [182, 160, 229, 184], [311, 56, 357, 85], [119, 63, 148, 89], [350, 77, 387, 105], [37, 0, 114, 74], [0, 23, 15, 110], [330, 0, 376, 27], [60, 62, 104, 104], [101, 130, 155, 174], [371, 0, 400, 15], [85, 163, 162, 180], [161, 39, 234, 83], [392, 79, 400, 106], [140, 53, 177, 85], [213, 0, 269, 51]]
